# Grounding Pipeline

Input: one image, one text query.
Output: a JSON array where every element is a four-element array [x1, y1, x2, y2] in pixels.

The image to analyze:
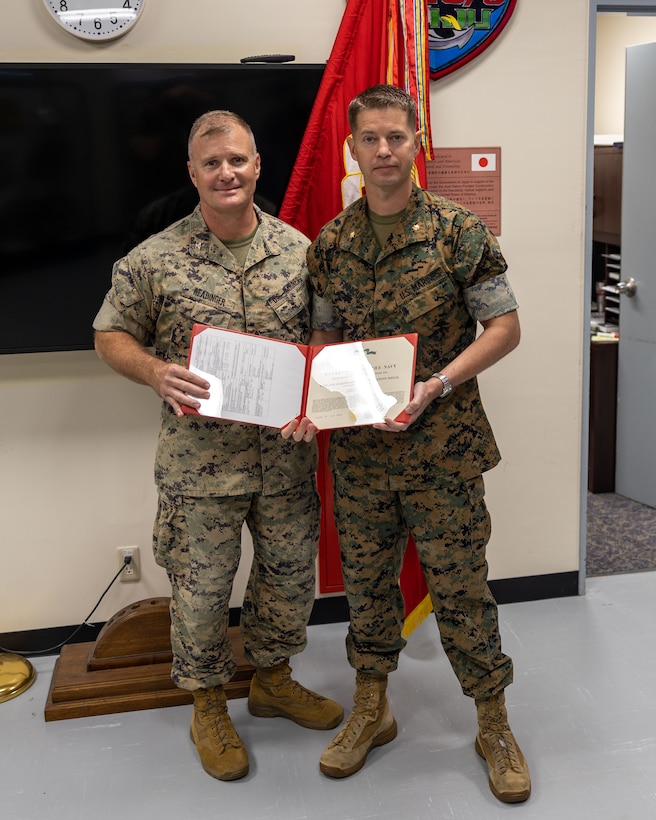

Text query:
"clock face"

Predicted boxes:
[[42, 1, 146, 41]]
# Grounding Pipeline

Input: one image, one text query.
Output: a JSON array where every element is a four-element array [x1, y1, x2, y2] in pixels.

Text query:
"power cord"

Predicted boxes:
[[0, 554, 133, 656]]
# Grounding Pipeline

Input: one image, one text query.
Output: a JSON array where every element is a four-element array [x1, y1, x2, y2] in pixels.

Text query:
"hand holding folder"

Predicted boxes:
[[182, 324, 418, 430]]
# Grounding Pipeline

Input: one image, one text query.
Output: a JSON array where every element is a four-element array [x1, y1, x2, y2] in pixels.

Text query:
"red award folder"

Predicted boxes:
[[182, 324, 418, 430]]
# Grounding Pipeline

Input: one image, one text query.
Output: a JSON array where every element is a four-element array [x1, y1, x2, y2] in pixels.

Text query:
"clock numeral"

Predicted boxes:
[[49, 0, 141, 37]]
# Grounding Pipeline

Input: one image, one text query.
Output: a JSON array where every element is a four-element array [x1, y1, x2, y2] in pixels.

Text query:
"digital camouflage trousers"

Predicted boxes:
[[333, 474, 513, 699], [153, 479, 320, 690]]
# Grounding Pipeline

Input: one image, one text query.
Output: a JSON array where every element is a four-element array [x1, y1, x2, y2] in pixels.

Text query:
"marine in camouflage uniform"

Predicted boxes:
[[309, 183, 517, 695], [93, 110, 343, 782], [305, 84, 530, 799], [294, 84, 529, 801], [308, 186, 517, 697], [94, 204, 321, 685]]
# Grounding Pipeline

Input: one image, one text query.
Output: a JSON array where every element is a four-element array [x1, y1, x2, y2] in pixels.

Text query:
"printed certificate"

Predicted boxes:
[[182, 324, 417, 430]]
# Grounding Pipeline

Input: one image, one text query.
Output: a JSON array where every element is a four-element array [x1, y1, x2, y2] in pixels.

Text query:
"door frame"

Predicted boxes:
[[582, 1, 656, 593]]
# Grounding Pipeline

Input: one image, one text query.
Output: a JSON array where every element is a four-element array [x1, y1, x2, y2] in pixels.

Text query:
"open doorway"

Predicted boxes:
[[586, 7, 656, 578]]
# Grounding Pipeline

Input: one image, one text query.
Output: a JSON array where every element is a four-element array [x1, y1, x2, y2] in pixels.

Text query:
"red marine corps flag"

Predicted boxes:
[[279, 0, 434, 637]]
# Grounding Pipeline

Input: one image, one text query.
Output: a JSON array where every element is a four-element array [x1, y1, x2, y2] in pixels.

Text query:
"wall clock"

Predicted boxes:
[[42, 1, 146, 42]]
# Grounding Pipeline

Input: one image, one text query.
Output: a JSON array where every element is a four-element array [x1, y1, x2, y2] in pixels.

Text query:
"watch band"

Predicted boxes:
[[431, 372, 453, 399]]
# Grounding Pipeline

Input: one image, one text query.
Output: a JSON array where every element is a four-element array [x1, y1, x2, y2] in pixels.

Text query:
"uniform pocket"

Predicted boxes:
[[465, 476, 491, 557], [152, 493, 188, 576], [266, 278, 311, 338], [396, 272, 456, 324], [174, 292, 240, 326], [161, 292, 240, 363], [113, 270, 145, 309]]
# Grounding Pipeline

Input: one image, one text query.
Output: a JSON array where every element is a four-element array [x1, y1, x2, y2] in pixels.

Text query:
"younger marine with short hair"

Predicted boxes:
[[287, 85, 530, 803]]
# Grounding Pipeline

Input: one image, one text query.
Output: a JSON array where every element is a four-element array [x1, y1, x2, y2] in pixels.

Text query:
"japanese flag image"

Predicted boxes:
[[471, 152, 497, 171]]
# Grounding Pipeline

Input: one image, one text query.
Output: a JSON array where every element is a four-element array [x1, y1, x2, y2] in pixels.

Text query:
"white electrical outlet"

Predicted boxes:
[[116, 546, 141, 582]]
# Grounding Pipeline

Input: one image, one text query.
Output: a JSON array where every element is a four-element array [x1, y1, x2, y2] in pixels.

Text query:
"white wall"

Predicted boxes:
[[1, 0, 589, 634], [595, 12, 656, 138]]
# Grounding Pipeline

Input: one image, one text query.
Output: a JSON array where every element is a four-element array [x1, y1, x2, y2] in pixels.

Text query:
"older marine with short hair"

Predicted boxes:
[[93, 110, 343, 782]]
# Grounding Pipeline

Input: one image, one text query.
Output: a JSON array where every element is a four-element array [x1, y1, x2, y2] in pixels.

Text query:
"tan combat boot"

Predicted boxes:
[[475, 691, 531, 803], [319, 671, 397, 778], [190, 686, 249, 781], [248, 660, 344, 729]]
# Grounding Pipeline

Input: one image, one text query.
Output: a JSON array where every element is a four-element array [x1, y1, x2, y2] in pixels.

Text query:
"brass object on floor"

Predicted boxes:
[[0, 653, 36, 703]]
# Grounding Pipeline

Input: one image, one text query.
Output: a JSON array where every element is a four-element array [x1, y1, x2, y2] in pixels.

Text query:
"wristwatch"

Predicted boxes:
[[431, 372, 453, 399]]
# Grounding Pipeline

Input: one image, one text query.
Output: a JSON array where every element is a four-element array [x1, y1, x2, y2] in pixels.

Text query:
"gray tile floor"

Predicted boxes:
[[4, 572, 656, 820]]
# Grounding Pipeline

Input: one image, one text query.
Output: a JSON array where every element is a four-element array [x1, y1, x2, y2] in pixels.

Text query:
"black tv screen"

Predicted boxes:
[[0, 63, 324, 354]]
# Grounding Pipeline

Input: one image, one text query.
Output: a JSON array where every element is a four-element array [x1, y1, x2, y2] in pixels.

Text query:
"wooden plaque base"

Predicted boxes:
[[44, 597, 254, 721]]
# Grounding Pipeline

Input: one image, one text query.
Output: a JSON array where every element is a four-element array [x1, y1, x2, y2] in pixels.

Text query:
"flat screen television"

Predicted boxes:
[[0, 62, 324, 354]]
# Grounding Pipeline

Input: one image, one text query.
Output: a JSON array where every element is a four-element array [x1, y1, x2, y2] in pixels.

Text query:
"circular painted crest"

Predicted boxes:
[[428, 0, 517, 81]]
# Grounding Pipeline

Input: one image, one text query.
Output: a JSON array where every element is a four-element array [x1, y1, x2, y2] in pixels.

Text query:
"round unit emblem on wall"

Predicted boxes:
[[428, 0, 517, 81]]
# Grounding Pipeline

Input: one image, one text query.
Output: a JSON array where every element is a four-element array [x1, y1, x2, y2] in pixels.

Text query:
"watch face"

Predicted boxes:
[[42, 0, 146, 41]]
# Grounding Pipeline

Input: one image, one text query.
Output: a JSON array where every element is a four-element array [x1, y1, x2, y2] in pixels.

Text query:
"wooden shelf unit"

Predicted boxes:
[[592, 144, 623, 330]]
